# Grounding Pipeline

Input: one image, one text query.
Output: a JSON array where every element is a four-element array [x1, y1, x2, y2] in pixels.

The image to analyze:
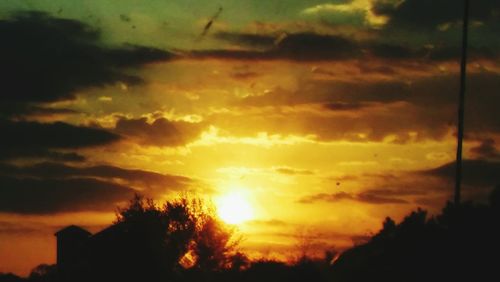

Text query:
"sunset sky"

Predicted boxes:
[[1, 0, 499, 276]]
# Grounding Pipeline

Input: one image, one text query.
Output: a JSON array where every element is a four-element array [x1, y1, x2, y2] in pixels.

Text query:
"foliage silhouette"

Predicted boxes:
[[2, 187, 499, 282], [28, 264, 57, 282], [48, 194, 240, 282], [331, 186, 500, 282], [112, 195, 238, 278]]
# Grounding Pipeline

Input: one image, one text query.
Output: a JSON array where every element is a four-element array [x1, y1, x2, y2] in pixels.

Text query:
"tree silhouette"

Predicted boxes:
[[28, 264, 56, 282], [331, 187, 500, 282], [112, 194, 239, 278]]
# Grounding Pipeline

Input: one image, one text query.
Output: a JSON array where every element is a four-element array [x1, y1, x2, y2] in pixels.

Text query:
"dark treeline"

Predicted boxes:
[[1, 186, 499, 282]]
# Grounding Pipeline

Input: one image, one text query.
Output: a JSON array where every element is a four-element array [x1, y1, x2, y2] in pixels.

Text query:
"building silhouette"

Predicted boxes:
[[54, 222, 161, 282], [54, 225, 91, 276], [54, 224, 126, 281]]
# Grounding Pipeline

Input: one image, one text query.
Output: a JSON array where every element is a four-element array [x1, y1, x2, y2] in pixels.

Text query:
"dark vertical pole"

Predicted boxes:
[[455, 0, 470, 205]]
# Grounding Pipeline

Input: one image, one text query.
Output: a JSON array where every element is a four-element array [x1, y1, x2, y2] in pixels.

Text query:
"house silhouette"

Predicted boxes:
[[54, 224, 130, 281], [54, 223, 167, 282], [54, 225, 91, 275]]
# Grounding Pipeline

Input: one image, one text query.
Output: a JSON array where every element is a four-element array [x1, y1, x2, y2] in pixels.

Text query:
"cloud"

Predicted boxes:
[[195, 32, 361, 61], [218, 71, 500, 143], [419, 159, 500, 188], [208, 102, 451, 144], [0, 159, 195, 214], [0, 120, 120, 161], [372, 0, 500, 31], [368, 0, 500, 59], [1, 120, 120, 149], [368, 42, 420, 59], [0, 105, 79, 120], [302, 0, 389, 27], [208, 30, 497, 62], [214, 31, 275, 48], [114, 117, 204, 147], [302, 167, 457, 207], [470, 139, 500, 160], [0, 149, 85, 163], [0, 11, 172, 117], [248, 219, 289, 227], [274, 167, 315, 175], [298, 188, 416, 205], [0, 176, 135, 214], [323, 102, 371, 111], [276, 33, 360, 61], [0, 221, 42, 235], [319, 161, 498, 208], [427, 46, 499, 61], [0, 162, 192, 196]]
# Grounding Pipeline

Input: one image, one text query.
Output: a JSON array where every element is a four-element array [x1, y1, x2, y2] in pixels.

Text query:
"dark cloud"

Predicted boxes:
[[0, 161, 194, 214], [239, 80, 410, 107], [328, 171, 447, 198], [0, 176, 134, 214], [0, 120, 120, 161], [248, 219, 289, 227], [427, 46, 499, 61], [0, 149, 85, 163], [21, 106, 78, 116], [214, 31, 275, 48], [298, 189, 411, 205], [230, 70, 260, 80], [0, 220, 107, 235], [193, 32, 361, 61], [1, 120, 120, 149], [114, 117, 203, 147], [211, 103, 450, 144], [0, 11, 172, 117], [470, 139, 500, 160], [205, 30, 498, 62], [323, 102, 371, 111], [269, 32, 360, 61], [419, 159, 500, 188], [0, 221, 42, 235], [0, 162, 191, 196], [0, 105, 79, 120], [414, 196, 449, 208], [187, 49, 272, 60], [356, 64, 396, 75], [274, 167, 315, 175], [367, 43, 421, 59], [224, 71, 500, 143], [320, 163, 496, 207], [373, 0, 500, 31], [375, 41, 499, 62]]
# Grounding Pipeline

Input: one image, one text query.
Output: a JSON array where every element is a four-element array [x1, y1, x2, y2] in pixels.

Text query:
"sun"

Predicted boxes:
[[216, 192, 254, 225]]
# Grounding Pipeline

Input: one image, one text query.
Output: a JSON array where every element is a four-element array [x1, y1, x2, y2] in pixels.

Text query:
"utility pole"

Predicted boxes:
[[455, 0, 470, 205]]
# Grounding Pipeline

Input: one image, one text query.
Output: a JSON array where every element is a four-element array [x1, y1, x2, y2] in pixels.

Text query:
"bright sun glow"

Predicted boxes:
[[216, 192, 254, 225]]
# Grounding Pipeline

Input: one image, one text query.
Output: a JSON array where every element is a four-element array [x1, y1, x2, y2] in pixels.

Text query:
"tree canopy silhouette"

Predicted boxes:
[[331, 186, 500, 282], [112, 194, 240, 276]]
